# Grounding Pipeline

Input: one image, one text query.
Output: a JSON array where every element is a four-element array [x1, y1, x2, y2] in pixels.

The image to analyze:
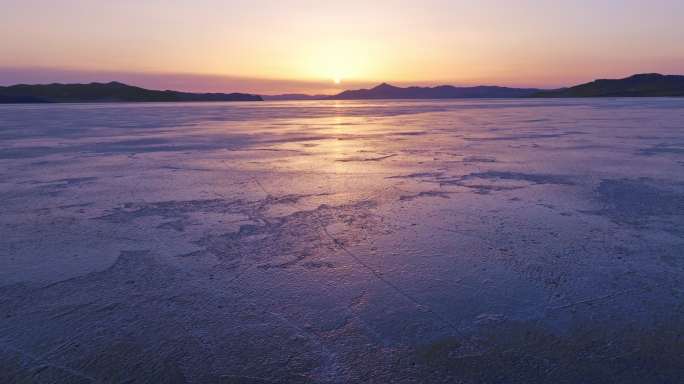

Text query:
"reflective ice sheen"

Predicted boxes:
[[1, 99, 684, 383]]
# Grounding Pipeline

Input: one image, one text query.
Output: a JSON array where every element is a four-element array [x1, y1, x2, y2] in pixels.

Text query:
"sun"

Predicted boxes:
[[333, 77, 342, 85]]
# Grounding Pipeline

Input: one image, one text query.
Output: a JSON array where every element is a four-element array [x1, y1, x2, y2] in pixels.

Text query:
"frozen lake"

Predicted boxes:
[[1, 99, 684, 383]]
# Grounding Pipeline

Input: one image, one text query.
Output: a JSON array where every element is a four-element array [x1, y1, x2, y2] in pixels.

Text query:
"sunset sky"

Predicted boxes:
[[2, 0, 683, 94]]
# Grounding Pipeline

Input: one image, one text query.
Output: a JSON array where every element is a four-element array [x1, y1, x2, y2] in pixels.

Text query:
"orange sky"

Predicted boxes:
[[1, 0, 683, 94]]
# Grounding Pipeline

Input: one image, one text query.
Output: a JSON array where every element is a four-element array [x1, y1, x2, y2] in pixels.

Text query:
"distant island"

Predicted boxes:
[[2, 74, 684, 103], [0, 81, 262, 103], [531, 73, 684, 97], [267, 73, 684, 100]]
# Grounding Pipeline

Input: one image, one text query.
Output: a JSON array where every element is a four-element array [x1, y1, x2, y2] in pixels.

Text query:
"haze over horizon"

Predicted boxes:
[[2, 0, 684, 94]]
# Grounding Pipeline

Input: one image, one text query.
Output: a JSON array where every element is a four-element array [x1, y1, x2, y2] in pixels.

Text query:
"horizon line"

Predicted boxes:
[[0, 67, 679, 96], [0, 66, 619, 95]]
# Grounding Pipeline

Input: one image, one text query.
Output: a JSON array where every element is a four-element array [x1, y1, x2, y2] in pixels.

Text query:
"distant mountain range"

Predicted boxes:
[[2, 74, 684, 103], [530, 73, 684, 97], [266, 73, 684, 100], [329, 82, 541, 99], [0, 81, 262, 103]]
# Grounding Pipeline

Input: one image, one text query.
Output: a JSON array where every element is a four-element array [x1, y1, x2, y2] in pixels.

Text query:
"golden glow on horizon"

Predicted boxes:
[[294, 41, 384, 84]]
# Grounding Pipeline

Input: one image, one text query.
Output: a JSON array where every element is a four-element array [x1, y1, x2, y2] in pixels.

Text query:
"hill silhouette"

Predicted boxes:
[[5, 74, 684, 103], [0, 82, 262, 103], [532, 74, 684, 97], [329, 83, 541, 99]]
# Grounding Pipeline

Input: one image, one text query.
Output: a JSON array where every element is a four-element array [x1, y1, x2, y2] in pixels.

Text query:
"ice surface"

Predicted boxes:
[[1, 99, 684, 383]]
